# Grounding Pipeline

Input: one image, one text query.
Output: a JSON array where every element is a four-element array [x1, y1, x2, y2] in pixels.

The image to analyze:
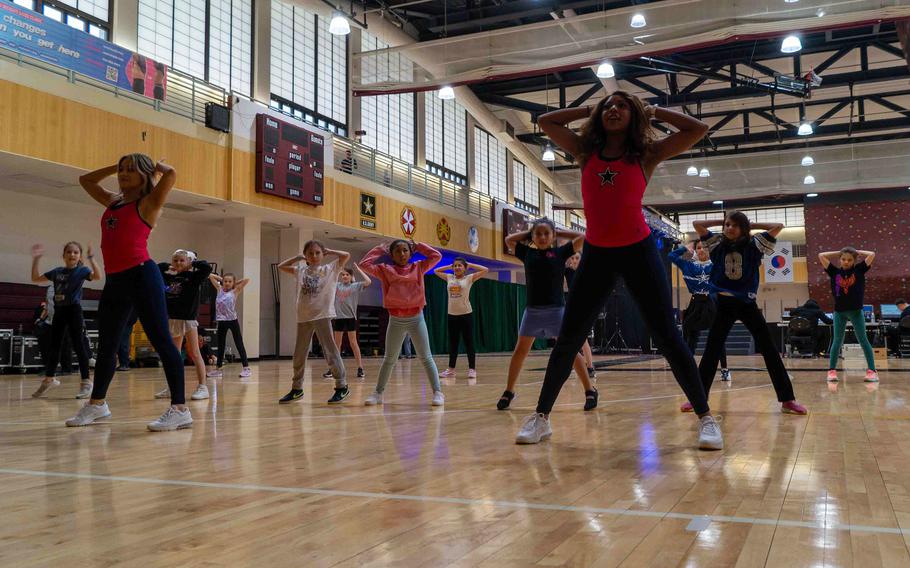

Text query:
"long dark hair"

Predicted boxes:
[[725, 211, 752, 243], [577, 90, 654, 166], [119, 153, 156, 196], [63, 241, 84, 267]]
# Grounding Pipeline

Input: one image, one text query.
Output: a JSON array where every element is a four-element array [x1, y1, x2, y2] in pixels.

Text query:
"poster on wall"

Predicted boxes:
[[436, 218, 451, 246], [764, 240, 794, 283], [360, 192, 376, 230], [501, 208, 529, 256], [400, 207, 416, 237], [0, 0, 167, 100]]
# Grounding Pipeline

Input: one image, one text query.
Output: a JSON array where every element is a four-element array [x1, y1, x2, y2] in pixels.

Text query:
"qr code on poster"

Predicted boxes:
[[105, 66, 118, 81]]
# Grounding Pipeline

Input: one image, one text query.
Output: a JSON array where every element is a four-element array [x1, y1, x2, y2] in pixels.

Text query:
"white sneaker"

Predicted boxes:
[[65, 402, 111, 427], [191, 384, 210, 400], [698, 415, 724, 451], [364, 391, 383, 406], [432, 391, 445, 406], [206, 369, 223, 378], [239, 367, 252, 378], [154, 387, 171, 399], [75, 382, 93, 399], [439, 368, 456, 378], [515, 413, 552, 445], [32, 378, 60, 398], [147, 406, 193, 432]]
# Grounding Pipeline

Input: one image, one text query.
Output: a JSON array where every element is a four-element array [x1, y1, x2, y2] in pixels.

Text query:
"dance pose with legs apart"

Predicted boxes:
[[359, 240, 444, 406], [518, 92, 722, 449], [498, 220, 598, 412], [278, 241, 350, 404], [818, 247, 879, 382], [323, 265, 372, 380], [435, 257, 488, 380], [669, 240, 731, 382], [66, 155, 192, 431], [565, 253, 597, 379], [693, 213, 807, 415], [207, 272, 253, 378], [154, 250, 212, 401], [30, 242, 100, 399]]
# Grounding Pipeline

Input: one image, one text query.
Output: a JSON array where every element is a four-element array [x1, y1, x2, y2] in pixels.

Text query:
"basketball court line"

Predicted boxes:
[[0, 467, 903, 537]]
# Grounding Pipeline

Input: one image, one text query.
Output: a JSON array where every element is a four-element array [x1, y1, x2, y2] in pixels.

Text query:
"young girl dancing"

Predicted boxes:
[[522, 92, 722, 450], [693, 212, 807, 414], [277, 241, 350, 404], [66, 155, 191, 431], [30, 242, 100, 399], [208, 273, 253, 378], [498, 220, 598, 412], [818, 247, 878, 382], [154, 250, 213, 401], [322, 266, 372, 380], [434, 257, 489, 380], [669, 240, 731, 381], [358, 240, 444, 406]]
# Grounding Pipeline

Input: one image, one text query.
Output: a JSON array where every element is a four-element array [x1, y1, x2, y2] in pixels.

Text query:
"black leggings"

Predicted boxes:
[[91, 261, 186, 405], [683, 295, 728, 368], [216, 320, 249, 367], [45, 305, 91, 381], [447, 313, 476, 369], [699, 295, 794, 402], [536, 236, 710, 415]]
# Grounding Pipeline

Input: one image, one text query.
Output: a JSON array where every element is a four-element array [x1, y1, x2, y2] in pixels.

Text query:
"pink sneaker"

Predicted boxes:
[[439, 368, 456, 379], [826, 370, 838, 382], [467, 369, 477, 379], [781, 400, 808, 415], [680, 401, 694, 413], [865, 370, 879, 383]]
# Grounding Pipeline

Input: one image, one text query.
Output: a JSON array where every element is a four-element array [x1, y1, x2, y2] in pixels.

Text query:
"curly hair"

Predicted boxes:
[[577, 91, 654, 166]]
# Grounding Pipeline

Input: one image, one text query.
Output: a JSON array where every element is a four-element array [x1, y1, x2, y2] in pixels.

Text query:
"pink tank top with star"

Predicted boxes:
[[580, 153, 651, 247], [100, 199, 152, 274]]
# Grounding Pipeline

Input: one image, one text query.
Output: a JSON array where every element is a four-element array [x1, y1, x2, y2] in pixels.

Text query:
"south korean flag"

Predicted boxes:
[[763, 241, 794, 283]]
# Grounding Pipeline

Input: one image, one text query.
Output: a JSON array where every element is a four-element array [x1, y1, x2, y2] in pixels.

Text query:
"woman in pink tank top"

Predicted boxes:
[[514, 91, 724, 451]]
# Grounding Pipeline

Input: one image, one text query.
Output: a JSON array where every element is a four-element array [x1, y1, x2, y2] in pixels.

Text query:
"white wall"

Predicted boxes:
[[259, 229, 280, 356]]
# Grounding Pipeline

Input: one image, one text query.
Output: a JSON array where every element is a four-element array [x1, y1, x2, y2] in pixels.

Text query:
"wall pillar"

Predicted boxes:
[[223, 217, 262, 359]]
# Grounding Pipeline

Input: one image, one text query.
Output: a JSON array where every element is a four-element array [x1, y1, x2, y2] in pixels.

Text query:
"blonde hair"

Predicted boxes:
[[118, 153, 156, 196], [173, 249, 197, 262]]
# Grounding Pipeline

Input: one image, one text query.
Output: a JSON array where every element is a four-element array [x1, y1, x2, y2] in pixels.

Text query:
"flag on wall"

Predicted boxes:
[[764, 241, 794, 283]]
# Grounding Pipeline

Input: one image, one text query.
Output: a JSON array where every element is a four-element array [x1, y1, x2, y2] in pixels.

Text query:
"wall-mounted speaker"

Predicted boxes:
[[205, 102, 231, 133]]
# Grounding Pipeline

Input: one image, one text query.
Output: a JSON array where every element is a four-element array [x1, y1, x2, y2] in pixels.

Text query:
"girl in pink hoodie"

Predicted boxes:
[[359, 239, 444, 406]]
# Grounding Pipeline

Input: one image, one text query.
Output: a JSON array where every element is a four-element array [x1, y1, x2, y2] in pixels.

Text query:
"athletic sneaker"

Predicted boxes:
[[515, 413, 552, 444], [587, 367, 597, 379], [781, 400, 808, 415], [364, 391, 383, 406], [328, 386, 350, 404], [439, 368, 456, 379], [680, 401, 694, 413], [356, 367, 365, 379], [584, 389, 598, 411], [207, 369, 223, 378], [239, 367, 252, 378], [322, 370, 334, 379], [826, 370, 838, 382], [279, 389, 303, 404], [154, 387, 170, 399], [116, 365, 131, 372], [720, 369, 732, 382], [31, 378, 60, 398], [468, 369, 477, 379], [191, 384, 210, 400], [698, 415, 724, 450], [497, 390, 515, 410], [147, 406, 193, 431], [865, 370, 880, 383], [432, 391, 445, 406], [75, 382, 93, 400], [65, 402, 111, 427]]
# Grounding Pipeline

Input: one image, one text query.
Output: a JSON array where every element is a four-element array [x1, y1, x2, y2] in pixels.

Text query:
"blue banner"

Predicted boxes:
[[0, 0, 167, 100]]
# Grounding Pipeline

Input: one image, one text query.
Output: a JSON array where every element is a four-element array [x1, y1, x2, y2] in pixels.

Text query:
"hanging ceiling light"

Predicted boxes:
[[630, 14, 646, 28], [542, 145, 556, 161], [784, 0, 799, 3], [329, 10, 351, 35], [797, 122, 813, 135], [686, 165, 698, 176], [438, 85, 455, 100], [781, 35, 802, 53], [712, 200, 724, 205], [804, 174, 816, 184], [806, 193, 818, 197], [595, 62, 615, 78], [801, 155, 814, 166], [699, 167, 710, 177]]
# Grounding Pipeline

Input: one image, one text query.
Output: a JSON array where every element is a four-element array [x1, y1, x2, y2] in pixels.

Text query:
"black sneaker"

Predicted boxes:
[[587, 367, 596, 378], [497, 390, 515, 410], [584, 389, 599, 411], [279, 389, 304, 404], [328, 386, 350, 404], [356, 367, 365, 379], [322, 369, 333, 379]]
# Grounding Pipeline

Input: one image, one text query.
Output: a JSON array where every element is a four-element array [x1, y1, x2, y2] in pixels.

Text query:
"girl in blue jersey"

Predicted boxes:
[[694, 212, 807, 416]]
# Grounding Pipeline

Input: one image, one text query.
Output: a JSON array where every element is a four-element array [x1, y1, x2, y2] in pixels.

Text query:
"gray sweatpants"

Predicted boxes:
[[292, 318, 346, 389]]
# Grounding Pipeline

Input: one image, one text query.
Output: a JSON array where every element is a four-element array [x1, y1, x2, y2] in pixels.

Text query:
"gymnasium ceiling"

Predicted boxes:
[[355, 1, 910, 209]]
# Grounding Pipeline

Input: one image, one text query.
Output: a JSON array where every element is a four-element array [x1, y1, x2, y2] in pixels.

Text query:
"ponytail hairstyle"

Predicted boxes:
[[341, 267, 354, 277], [453, 257, 468, 269], [118, 153, 156, 196], [724, 211, 752, 244], [528, 217, 558, 248], [839, 246, 859, 259], [63, 241, 84, 266], [577, 90, 654, 167]]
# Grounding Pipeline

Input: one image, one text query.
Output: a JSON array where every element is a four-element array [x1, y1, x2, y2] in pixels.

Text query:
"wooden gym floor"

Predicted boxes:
[[1, 353, 910, 567]]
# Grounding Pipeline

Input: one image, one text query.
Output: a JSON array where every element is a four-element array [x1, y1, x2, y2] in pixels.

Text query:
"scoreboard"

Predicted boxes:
[[255, 114, 325, 206]]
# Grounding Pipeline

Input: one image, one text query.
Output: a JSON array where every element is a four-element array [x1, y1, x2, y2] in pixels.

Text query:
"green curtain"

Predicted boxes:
[[423, 275, 547, 354]]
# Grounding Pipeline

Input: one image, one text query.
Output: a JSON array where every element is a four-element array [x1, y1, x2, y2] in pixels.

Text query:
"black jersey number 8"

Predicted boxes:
[[724, 252, 744, 280]]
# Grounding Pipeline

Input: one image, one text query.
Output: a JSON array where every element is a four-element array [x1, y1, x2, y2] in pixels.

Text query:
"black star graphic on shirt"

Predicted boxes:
[[598, 167, 619, 186], [106, 216, 118, 229]]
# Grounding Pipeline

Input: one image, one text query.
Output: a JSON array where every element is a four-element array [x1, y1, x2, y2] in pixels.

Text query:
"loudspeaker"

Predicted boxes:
[[205, 102, 231, 133]]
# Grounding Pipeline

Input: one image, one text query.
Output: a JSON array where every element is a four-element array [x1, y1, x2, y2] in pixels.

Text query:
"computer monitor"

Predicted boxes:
[[863, 304, 874, 322], [881, 304, 901, 319], [782, 309, 791, 320]]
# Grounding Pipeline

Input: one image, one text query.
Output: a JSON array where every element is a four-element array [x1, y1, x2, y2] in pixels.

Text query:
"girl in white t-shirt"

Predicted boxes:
[[434, 257, 489, 380], [277, 241, 350, 405]]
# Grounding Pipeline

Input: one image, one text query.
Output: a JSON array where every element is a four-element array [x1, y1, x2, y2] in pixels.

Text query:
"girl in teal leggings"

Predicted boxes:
[[818, 246, 878, 382]]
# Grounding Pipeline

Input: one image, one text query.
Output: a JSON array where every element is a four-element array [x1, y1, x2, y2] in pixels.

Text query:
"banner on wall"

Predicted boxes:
[[0, 0, 167, 100], [763, 240, 794, 283]]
